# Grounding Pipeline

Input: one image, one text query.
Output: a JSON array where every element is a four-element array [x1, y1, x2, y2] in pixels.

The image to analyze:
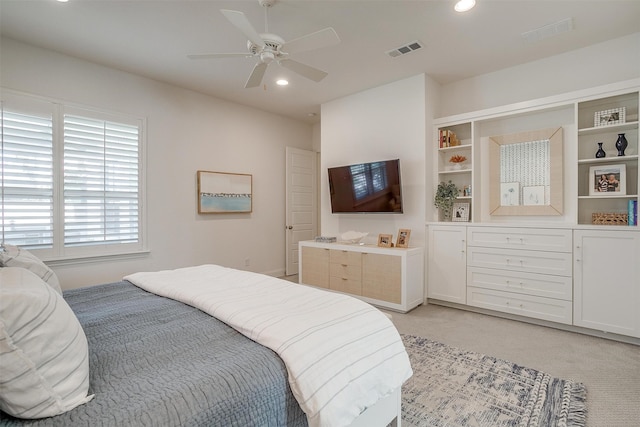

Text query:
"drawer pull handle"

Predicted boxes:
[[342, 263, 347, 267]]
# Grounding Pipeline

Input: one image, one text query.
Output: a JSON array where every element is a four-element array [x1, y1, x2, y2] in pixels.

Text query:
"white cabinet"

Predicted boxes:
[[427, 225, 466, 304], [299, 241, 424, 313], [574, 230, 640, 337], [466, 227, 573, 325]]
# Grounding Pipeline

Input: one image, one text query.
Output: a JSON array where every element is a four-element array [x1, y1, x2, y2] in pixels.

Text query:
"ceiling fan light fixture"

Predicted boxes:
[[454, 0, 476, 12]]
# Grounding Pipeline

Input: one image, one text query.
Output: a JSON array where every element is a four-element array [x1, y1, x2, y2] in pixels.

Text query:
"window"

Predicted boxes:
[[1, 92, 145, 260], [350, 162, 388, 201]]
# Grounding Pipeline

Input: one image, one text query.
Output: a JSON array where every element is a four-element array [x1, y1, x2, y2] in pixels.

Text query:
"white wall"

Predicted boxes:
[[320, 74, 435, 247], [1, 38, 313, 289], [439, 33, 640, 117]]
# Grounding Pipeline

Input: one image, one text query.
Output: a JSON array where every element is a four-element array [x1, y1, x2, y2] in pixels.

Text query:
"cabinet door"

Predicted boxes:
[[362, 253, 401, 304], [301, 246, 329, 289], [428, 226, 466, 304], [574, 230, 640, 337]]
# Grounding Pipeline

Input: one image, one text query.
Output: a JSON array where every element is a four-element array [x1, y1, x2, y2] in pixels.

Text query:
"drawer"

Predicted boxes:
[[467, 246, 572, 276], [467, 287, 572, 325], [329, 277, 362, 295], [467, 227, 572, 252], [329, 263, 362, 281], [467, 267, 572, 301], [330, 249, 362, 265]]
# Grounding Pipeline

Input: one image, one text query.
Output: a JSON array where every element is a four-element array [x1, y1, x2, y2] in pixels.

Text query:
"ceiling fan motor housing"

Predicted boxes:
[[247, 33, 284, 56]]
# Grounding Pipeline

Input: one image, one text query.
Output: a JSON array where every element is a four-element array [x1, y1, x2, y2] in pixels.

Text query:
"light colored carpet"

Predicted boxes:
[[387, 303, 640, 427], [400, 334, 586, 427]]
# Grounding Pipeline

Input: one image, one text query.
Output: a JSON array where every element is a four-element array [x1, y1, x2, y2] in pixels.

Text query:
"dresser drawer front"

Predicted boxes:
[[330, 249, 362, 265], [467, 287, 572, 324], [329, 277, 362, 295], [467, 247, 572, 276], [329, 263, 362, 281], [467, 227, 572, 252], [467, 267, 572, 301]]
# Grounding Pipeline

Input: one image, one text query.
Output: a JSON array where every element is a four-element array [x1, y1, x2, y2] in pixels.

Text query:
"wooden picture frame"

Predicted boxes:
[[589, 164, 626, 196], [396, 229, 411, 248], [489, 127, 563, 216], [452, 202, 470, 222], [377, 234, 393, 248], [197, 170, 252, 214]]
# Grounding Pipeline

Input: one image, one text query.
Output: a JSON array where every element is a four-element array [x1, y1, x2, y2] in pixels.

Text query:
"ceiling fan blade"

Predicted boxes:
[[279, 59, 328, 82], [245, 62, 268, 88], [283, 27, 340, 55], [188, 53, 252, 60], [221, 9, 265, 49]]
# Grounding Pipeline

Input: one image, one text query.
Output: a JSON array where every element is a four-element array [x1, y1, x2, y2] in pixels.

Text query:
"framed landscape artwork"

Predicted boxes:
[[197, 170, 252, 213]]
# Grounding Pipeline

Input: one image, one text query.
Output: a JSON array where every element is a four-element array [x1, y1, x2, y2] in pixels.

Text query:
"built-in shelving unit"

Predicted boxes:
[[435, 123, 473, 221], [426, 80, 640, 343], [430, 80, 639, 226], [576, 92, 639, 225]]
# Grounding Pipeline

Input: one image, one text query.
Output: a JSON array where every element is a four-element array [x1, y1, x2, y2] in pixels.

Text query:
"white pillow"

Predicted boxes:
[[0, 267, 94, 419], [0, 244, 62, 295]]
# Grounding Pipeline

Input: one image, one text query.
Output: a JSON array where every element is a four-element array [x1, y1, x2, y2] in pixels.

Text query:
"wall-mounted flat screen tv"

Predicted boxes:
[[328, 159, 403, 213]]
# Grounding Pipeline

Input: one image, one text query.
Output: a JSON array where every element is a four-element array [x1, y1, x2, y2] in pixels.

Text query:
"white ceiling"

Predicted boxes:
[[2, 0, 639, 124]]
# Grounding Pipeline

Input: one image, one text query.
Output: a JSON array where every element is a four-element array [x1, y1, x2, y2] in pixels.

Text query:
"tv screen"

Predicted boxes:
[[328, 159, 403, 213]]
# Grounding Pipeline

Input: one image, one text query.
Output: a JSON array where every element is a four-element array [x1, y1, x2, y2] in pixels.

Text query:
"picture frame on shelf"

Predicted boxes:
[[594, 107, 626, 127], [395, 229, 411, 248], [197, 170, 252, 214], [589, 164, 626, 196], [452, 202, 470, 222], [377, 234, 393, 248]]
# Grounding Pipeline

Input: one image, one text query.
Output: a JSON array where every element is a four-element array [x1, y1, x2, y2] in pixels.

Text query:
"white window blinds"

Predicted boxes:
[[63, 115, 140, 247], [0, 110, 54, 248], [1, 91, 144, 259]]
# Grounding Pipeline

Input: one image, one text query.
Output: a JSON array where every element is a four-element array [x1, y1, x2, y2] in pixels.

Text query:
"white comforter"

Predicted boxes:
[[125, 264, 412, 427]]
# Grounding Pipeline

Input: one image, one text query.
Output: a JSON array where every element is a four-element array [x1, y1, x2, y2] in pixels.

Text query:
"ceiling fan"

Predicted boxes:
[[188, 0, 341, 89]]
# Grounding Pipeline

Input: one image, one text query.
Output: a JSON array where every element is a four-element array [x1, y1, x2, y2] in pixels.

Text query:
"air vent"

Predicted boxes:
[[386, 40, 423, 58], [521, 18, 573, 43]]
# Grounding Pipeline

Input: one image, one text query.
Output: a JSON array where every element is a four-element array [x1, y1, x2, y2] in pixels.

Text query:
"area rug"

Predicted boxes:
[[400, 334, 587, 427]]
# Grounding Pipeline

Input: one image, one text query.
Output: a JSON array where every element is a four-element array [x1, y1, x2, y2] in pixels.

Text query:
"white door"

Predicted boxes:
[[286, 147, 317, 276]]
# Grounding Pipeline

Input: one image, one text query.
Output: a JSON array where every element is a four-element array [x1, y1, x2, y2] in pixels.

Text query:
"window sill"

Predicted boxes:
[[43, 250, 150, 267]]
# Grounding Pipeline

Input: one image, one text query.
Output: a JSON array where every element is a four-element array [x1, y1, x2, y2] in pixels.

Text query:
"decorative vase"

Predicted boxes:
[[595, 142, 606, 158], [615, 133, 628, 156], [441, 207, 452, 222]]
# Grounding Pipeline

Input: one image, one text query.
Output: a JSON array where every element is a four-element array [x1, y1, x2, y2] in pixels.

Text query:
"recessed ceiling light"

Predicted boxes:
[[454, 0, 476, 12], [57, 0, 69, 3], [276, 79, 289, 86]]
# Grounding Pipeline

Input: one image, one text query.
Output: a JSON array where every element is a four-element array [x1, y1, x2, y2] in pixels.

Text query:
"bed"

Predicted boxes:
[[0, 262, 412, 427]]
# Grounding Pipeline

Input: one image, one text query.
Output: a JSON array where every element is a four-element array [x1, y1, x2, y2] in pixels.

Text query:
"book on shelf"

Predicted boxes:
[[438, 130, 459, 148], [629, 200, 638, 226]]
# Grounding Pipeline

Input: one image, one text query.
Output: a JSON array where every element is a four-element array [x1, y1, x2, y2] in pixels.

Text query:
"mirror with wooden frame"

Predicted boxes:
[[489, 127, 563, 216]]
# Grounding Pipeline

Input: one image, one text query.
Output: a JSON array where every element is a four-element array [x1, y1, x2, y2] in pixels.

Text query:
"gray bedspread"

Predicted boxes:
[[1, 281, 308, 427]]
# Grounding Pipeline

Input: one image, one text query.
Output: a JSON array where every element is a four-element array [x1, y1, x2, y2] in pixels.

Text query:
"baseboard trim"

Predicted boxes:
[[427, 299, 640, 346]]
